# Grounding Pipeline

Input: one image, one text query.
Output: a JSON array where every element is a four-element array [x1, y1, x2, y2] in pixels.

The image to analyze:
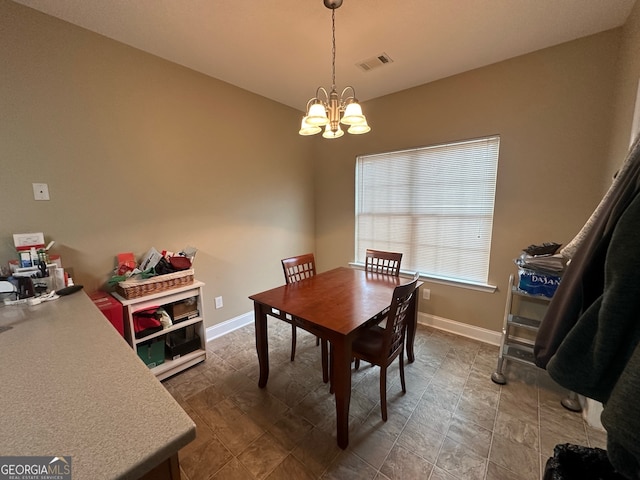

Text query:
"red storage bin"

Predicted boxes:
[[90, 292, 125, 337]]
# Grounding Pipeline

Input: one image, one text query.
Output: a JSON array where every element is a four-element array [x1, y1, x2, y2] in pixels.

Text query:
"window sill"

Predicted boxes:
[[348, 263, 497, 293]]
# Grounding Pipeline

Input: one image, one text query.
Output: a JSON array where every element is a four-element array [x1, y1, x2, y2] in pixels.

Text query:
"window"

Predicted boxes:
[[355, 135, 500, 286]]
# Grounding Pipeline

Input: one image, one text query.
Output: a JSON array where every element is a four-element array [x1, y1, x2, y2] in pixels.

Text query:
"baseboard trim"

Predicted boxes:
[[418, 312, 501, 346], [207, 310, 501, 346], [206, 311, 253, 343]]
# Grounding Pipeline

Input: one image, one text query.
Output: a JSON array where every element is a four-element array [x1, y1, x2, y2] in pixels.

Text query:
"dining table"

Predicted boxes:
[[249, 266, 421, 449]]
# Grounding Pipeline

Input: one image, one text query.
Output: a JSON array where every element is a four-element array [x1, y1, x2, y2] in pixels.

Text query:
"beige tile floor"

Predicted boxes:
[[162, 321, 607, 480]]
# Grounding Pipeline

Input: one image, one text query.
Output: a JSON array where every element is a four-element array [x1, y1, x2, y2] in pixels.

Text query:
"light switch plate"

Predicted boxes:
[[33, 183, 50, 201]]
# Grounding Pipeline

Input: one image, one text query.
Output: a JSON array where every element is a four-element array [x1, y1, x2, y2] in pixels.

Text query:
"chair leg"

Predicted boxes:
[[354, 358, 360, 370], [380, 366, 388, 421], [329, 343, 334, 394], [399, 350, 406, 394], [321, 339, 329, 383], [316, 336, 320, 346], [290, 323, 297, 362]]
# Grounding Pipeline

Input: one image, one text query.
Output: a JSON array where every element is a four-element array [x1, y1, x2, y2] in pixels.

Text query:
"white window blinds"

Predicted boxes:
[[355, 135, 500, 285]]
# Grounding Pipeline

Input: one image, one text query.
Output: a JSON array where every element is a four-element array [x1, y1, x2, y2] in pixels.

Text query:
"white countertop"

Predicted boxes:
[[0, 291, 195, 479]]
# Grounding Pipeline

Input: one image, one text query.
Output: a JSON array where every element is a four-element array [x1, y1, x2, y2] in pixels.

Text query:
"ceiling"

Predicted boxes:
[[13, 0, 636, 112]]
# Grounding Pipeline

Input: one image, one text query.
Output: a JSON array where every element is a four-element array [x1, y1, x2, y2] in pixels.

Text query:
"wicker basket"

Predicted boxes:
[[116, 269, 194, 299]]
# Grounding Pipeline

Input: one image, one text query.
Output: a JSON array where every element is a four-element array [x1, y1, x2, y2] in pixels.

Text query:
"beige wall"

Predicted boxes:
[[607, 0, 640, 176], [3, 0, 640, 336], [313, 29, 623, 333], [0, 1, 315, 327]]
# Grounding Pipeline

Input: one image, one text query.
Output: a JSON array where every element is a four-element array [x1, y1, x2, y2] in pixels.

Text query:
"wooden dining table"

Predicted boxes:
[[249, 267, 420, 449]]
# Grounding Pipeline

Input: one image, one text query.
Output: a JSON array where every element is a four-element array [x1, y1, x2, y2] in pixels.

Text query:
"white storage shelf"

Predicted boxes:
[[111, 280, 207, 381], [491, 273, 550, 384], [491, 273, 582, 412]]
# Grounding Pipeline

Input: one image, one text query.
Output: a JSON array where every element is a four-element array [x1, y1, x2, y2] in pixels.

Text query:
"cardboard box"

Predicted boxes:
[[166, 297, 199, 323], [90, 292, 125, 337], [13, 232, 45, 251], [165, 328, 200, 360], [136, 339, 165, 368], [139, 247, 163, 271]]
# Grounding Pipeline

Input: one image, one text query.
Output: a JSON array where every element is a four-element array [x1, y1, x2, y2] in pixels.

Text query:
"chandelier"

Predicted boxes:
[[298, 0, 371, 139]]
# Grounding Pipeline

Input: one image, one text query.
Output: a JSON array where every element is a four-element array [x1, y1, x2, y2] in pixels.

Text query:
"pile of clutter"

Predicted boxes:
[[515, 242, 566, 298], [1, 232, 68, 302], [108, 247, 197, 286]]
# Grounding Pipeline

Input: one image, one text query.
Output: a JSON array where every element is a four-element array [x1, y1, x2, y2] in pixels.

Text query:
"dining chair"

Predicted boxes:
[[356, 248, 404, 370], [281, 253, 329, 382], [365, 249, 403, 276], [351, 273, 420, 421]]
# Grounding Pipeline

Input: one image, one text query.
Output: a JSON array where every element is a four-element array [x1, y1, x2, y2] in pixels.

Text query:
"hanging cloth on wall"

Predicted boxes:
[[534, 135, 640, 368], [533, 135, 640, 479], [545, 189, 640, 479]]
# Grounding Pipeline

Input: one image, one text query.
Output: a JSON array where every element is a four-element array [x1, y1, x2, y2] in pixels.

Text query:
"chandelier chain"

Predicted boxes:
[[331, 8, 336, 91]]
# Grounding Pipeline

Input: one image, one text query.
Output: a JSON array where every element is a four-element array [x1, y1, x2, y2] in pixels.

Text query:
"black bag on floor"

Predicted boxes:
[[544, 443, 628, 480]]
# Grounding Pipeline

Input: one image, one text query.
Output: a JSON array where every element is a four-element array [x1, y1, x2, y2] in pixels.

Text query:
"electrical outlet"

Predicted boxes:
[[422, 288, 431, 300], [215, 296, 223, 309], [32, 183, 50, 201]]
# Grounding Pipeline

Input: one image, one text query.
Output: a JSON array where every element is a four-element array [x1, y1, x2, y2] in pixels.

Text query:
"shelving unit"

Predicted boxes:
[[491, 273, 550, 385], [491, 273, 582, 412], [111, 280, 207, 381]]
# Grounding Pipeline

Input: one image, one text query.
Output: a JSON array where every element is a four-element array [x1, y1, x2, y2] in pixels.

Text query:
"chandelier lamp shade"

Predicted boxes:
[[299, 0, 371, 139]]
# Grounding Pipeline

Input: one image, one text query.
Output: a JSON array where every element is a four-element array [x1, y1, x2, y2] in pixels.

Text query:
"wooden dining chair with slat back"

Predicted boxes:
[[351, 273, 420, 421], [355, 249, 404, 370], [365, 249, 403, 276], [281, 253, 329, 382]]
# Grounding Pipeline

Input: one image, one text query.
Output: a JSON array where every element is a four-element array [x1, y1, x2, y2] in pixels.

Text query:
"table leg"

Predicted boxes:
[[332, 338, 352, 449], [254, 302, 269, 388], [406, 290, 418, 363]]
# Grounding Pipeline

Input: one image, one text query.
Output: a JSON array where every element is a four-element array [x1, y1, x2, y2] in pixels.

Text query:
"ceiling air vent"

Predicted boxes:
[[357, 53, 393, 72]]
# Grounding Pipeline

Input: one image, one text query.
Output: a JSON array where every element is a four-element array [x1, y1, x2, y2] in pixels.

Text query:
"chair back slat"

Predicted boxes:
[[384, 273, 420, 358], [282, 253, 316, 284], [365, 249, 403, 276]]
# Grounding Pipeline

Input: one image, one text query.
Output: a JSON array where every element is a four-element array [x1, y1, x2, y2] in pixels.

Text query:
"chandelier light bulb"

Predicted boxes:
[[322, 124, 344, 139], [299, 116, 322, 136], [347, 118, 371, 134], [341, 102, 365, 126], [306, 103, 329, 126]]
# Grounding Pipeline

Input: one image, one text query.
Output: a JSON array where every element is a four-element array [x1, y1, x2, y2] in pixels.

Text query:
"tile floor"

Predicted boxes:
[[162, 321, 607, 480]]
